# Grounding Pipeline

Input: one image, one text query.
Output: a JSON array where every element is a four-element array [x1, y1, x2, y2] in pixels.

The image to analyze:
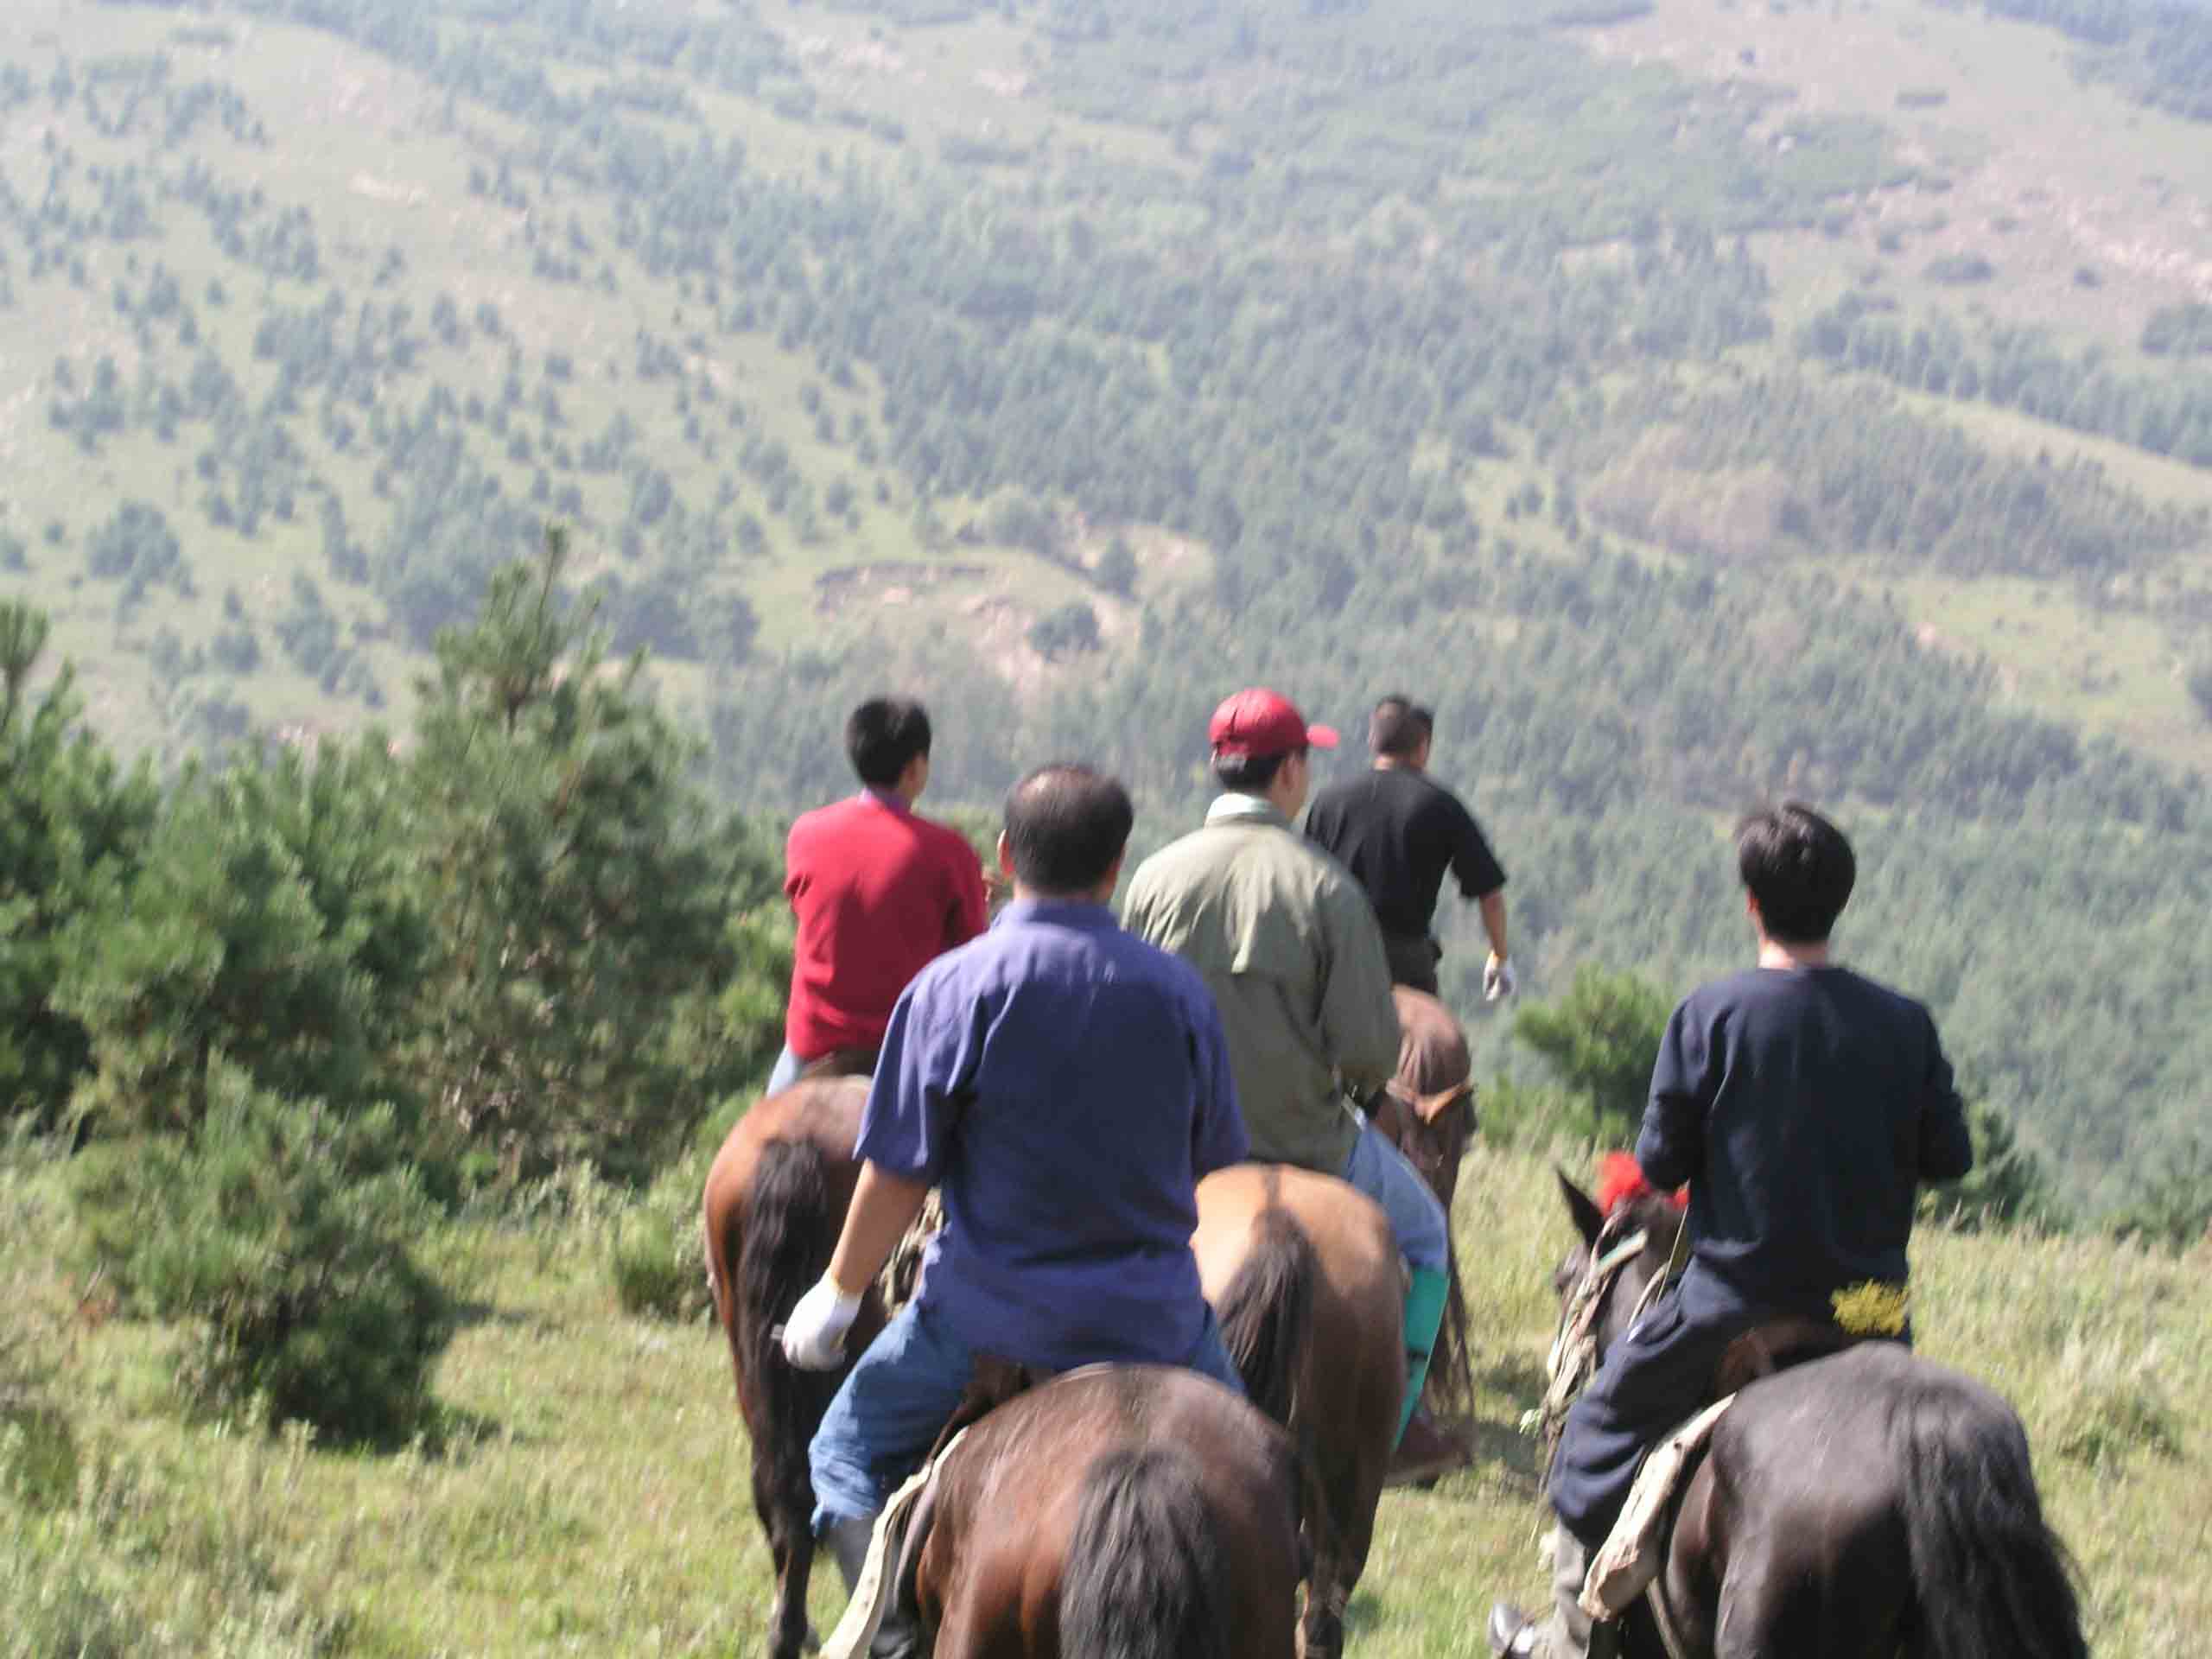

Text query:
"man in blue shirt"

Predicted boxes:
[[1491, 802, 1973, 1659], [779, 762, 1249, 1603]]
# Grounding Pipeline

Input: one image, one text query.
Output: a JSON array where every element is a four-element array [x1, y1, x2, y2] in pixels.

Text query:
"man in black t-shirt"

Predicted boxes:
[[1304, 695, 1511, 999], [1487, 802, 1974, 1659]]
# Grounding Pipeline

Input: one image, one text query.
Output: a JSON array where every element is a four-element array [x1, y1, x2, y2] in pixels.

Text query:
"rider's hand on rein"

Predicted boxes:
[[779, 1275, 864, 1370]]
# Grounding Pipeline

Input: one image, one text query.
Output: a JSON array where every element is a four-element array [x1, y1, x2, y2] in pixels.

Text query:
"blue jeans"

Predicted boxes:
[[809, 1299, 1245, 1531], [766, 1044, 809, 1096], [1341, 1119, 1450, 1274]]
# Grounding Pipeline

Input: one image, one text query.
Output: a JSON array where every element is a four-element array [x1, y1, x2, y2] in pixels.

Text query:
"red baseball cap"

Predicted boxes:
[[1208, 688, 1339, 759]]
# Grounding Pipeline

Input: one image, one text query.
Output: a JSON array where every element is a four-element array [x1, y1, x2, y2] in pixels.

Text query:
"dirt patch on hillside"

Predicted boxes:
[[812, 561, 988, 613]]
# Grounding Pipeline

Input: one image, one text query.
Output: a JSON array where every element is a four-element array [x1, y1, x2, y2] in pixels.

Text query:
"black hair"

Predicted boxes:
[[845, 697, 932, 788], [1370, 695, 1433, 759], [1736, 801, 1855, 944], [1211, 750, 1293, 793], [1003, 764, 1135, 895]]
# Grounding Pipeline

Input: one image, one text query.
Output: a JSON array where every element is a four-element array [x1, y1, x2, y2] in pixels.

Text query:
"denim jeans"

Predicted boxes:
[[809, 1299, 1245, 1532], [1341, 1119, 1451, 1274], [766, 1044, 809, 1096]]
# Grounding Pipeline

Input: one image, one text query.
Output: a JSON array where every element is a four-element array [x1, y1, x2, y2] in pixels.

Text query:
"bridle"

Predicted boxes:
[[1530, 1205, 1688, 1481]]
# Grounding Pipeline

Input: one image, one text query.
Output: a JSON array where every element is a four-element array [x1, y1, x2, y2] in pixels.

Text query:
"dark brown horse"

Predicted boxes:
[[1543, 1175, 2088, 1659], [702, 1071, 880, 1659], [1192, 1164, 1404, 1659], [898, 1365, 1306, 1659]]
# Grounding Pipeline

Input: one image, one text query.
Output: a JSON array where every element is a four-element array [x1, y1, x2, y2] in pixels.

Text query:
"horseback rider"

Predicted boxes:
[[768, 696, 988, 1094], [1490, 802, 1975, 1659], [1303, 694, 1514, 1001], [1122, 688, 1462, 1483], [779, 764, 1250, 1606]]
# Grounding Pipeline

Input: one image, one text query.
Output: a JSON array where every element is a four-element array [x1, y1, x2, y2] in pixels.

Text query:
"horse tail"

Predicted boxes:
[[1897, 1377, 2088, 1659], [1213, 1205, 1318, 1426], [734, 1138, 842, 1531], [1059, 1446, 1230, 1659]]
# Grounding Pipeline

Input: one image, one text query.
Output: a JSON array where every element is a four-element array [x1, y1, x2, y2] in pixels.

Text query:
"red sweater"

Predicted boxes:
[[783, 791, 988, 1058]]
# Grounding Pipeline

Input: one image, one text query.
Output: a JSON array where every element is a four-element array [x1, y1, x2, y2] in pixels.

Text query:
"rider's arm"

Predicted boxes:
[[823, 1163, 931, 1298], [1916, 1014, 1974, 1184], [1188, 992, 1249, 1178], [1319, 880, 1402, 1094], [1477, 888, 1509, 963], [1636, 1000, 1712, 1192]]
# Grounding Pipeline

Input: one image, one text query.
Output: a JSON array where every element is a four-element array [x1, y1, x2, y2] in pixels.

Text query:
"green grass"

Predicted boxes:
[[6, 1139, 2205, 1656]]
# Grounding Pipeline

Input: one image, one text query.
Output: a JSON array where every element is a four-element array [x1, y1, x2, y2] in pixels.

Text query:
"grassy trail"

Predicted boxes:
[[6, 1142, 2206, 1656]]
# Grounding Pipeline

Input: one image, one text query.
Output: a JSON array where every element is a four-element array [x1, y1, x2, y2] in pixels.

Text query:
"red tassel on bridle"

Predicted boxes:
[[1595, 1151, 1688, 1217]]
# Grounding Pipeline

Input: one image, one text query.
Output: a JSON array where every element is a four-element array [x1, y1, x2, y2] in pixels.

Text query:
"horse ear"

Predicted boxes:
[[1556, 1166, 1606, 1248]]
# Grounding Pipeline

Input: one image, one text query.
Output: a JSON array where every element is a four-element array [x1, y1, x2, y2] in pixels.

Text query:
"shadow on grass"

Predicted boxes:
[[1479, 1354, 1547, 1409], [1465, 1417, 1543, 1497]]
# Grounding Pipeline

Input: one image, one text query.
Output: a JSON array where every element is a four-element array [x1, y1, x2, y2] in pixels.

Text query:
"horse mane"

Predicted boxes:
[[1058, 1445, 1230, 1659]]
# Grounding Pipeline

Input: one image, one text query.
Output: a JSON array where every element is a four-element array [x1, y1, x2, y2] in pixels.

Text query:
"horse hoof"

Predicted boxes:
[[802, 1628, 821, 1655]]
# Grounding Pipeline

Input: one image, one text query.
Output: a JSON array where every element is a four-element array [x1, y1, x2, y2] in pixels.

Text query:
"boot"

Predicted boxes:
[[821, 1513, 923, 1659], [1395, 1267, 1452, 1446], [1486, 1525, 1611, 1659]]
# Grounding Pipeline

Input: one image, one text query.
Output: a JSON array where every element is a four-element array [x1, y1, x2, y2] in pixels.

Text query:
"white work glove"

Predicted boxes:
[[779, 1275, 863, 1370], [1484, 954, 1517, 1003]]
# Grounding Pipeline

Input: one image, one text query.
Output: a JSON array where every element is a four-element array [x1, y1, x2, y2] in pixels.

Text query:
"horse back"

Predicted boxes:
[[1667, 1344, 2074, 1659], [916, 1367, 1302, 1659]]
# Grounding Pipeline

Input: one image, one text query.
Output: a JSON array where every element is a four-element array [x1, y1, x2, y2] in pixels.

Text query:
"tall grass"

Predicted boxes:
[[1, 1137, 2202, 1656]]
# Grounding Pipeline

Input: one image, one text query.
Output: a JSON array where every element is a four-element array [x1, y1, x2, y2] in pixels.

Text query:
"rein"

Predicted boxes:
[[1529, 1209, 1689, 1479]]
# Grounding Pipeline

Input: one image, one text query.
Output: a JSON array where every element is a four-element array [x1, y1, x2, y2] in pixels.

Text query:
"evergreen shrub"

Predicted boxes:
[[70, 1065, 454, 1443]]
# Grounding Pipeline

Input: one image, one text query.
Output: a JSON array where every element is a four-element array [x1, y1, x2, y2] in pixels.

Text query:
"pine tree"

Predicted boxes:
[[0, 602, 157, 1126]]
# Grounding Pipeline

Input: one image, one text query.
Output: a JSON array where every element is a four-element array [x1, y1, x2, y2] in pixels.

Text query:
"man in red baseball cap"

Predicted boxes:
[[1125, 687, 1462, 1483]]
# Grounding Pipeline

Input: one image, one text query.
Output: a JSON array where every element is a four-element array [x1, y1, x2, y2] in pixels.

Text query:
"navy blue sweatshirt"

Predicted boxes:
[[1637, 965, 1974, 1309]]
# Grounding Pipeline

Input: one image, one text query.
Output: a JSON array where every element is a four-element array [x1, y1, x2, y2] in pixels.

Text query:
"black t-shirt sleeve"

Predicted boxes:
[[1915, 1012, 1974, 1183], [1448, 799, 1506, 899]]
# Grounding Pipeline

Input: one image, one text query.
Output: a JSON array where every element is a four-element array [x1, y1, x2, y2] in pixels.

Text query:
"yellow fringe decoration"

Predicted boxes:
[[1830, 1281, 1911, 1338]]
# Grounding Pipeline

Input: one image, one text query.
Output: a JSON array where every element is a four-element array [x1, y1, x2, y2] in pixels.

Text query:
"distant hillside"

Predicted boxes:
[[2, 0, 2209, 1211]]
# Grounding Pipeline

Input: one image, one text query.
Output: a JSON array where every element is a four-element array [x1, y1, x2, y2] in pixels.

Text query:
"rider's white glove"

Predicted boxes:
[[779, 1275, 863, 1370], [1484, 954, 1517, 1003]]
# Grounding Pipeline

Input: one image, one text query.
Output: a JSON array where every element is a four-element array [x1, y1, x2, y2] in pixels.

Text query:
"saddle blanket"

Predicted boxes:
[[821, 1426, 969, 1659], [1580, 1396, 1735, 1622]]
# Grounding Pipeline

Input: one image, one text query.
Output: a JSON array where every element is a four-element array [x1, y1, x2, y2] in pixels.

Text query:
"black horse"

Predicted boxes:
[[1541, 1173, 2088, 1659]]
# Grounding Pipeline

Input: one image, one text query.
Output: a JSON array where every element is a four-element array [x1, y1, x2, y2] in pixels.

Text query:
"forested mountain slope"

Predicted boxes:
[[1, 0, 2208, 1211]]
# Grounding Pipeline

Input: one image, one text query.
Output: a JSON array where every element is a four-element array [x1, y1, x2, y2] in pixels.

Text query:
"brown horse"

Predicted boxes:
[[702, 1071, 880, 1659], [1540, 1176, 2088, 1659], [1367, 985, 1478, 1418], [897, 1365, 1306, 1659], [1192, 1164, 1405, 1659], [706, 1080, 1412, 1659]]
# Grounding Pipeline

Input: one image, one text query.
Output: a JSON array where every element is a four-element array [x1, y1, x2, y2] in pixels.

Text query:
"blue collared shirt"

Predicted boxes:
[[858, 898, 1248, 1371]]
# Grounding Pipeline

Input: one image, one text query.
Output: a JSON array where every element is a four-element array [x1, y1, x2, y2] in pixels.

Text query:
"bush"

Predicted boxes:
[[610, 1153, 715, 1322], [1509, 964, 1672, 1142], [69, 1065, 454, 1443]]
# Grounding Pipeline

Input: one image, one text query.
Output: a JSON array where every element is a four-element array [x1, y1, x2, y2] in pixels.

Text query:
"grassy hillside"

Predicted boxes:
[[0, 0, 2206, 766], [4, 1138, 2204, 1656]]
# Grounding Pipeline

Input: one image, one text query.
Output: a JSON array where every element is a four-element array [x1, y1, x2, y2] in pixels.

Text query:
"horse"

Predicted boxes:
[[702, 1069, 880, 1659], [1366, 984, 1478, 1419], [895, 1364, 1307, 1659], [1192, 1163, 1405, 1659], [1540, 1173, 2088, 1659], [705, 1086, 1405, 1659]]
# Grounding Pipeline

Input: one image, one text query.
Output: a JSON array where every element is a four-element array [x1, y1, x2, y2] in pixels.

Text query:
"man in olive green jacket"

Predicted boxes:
[[1124, 687, 1459, 1478]]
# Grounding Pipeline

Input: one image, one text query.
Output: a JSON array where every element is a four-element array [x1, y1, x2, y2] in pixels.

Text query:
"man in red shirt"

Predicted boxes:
[[770, 698, 988, 1093]]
